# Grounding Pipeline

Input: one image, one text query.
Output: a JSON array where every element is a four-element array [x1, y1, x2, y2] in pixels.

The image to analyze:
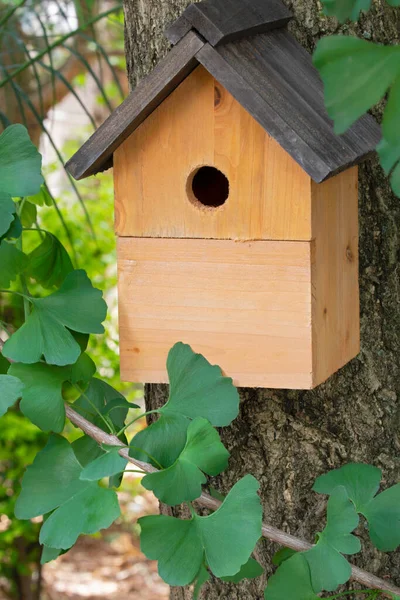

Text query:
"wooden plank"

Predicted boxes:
[[65, 31, 204, 180], [117, 237, 313, 389], [165, 0, 292, 46], [114, 66, 312, 241], [196, 32, 381, 182], [311, 167, 360, 386], [164, 15, 192, 46]]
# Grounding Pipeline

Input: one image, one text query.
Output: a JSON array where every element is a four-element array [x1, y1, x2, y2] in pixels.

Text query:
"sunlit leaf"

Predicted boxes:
[[313, 36, 400, 133], [320, 0, 371, 22], [0, 192, 16, 238], [304, 486, 360, 592], [26, 232, 74, 289], [162, 342, 239, 426], [15, 435, 120, 549], [27, 184, 53, 207], [265, 553, 319, 600], [0, 241, 28, 289], [139, 475, 262, 585], [0, 374, 24, 417], [20, 200, 37, 228], [0, 124, 43, 197], [142, 417, 229, 505], [313, 463, 400, 551], [80, 447, 127, 481], [3, 270, 107, 365], [221, 557, 264, 582]]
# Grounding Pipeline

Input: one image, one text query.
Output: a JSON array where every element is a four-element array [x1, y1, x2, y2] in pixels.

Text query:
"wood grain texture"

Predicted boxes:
[[114, 66, 312, 241], [117, 237, 314, 389], [196, 32, 381, 182], [311, 167, 360, 386], [65, 31, 204, 180], [165, 0, 292, 46]]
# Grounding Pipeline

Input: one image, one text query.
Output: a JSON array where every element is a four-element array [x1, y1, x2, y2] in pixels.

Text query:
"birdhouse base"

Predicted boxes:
[[117, 234, 359, 389]]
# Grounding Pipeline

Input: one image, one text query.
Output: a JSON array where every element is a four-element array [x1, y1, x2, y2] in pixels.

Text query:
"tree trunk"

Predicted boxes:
[[122, 1, 400, 598]]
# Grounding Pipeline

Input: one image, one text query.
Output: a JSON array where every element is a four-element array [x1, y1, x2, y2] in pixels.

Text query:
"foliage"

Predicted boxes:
[[314, 0, 400, 197]]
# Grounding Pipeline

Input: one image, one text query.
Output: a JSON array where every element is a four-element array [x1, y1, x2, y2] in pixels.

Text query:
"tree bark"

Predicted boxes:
[[122, 1, 400, 598]]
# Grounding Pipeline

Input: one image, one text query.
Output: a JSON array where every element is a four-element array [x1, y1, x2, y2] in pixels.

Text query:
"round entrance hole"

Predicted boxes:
[[189, 166, 229, 208]]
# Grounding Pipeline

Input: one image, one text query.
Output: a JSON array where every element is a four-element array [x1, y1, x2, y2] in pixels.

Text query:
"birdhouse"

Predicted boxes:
[[66, 0, 380, 389]]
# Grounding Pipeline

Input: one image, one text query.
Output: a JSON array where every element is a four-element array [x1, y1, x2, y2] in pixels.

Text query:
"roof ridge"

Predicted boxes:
[[165, 0, 292, 47]]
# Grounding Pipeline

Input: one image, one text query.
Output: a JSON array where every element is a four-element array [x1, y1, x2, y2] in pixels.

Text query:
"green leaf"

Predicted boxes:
[[142, 417, 229, 505], [0, 192, 16, 238], [272, 547, 297, 567], [72, 435, 104, 467], [313, 37, 400, 133], [320, 0, 371, 22], [313, 462, 400, 551], [162, 342, 239, 427], [193, 564, 210, 599], [0, 374, 24, 417], [0, 124, 44, 197], [0, 241, 28, 289], [27, 184, 53, 207], [41, 546, 62, 564], [20, 200, 37, 228], [1, 214, 22, 241], [9, 354, 94, 432], [377, 76, 400, 196], [26, 232, 74, 289], [139, 475, 262, 586], [73, 377, 128, 431], [221, 557, 263, 582], [70, 352, 96, 384], [80, 447, 127, 481], [130, 412, 189, 469], [3, 270, 107, 366], [304, 486, 360, 592], [16, 435, 120, 549], [265, 553, 319, 600]]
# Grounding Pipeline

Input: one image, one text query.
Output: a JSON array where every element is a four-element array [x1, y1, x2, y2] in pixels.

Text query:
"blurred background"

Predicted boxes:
[[0, 1, 168, 598]]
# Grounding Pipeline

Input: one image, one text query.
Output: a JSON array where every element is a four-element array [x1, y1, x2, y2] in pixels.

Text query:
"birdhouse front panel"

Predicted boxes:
[[66, 0, 380, 389]]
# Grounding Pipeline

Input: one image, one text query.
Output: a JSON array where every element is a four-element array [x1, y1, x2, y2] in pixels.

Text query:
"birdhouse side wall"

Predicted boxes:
[[113, 65, 312, 242]]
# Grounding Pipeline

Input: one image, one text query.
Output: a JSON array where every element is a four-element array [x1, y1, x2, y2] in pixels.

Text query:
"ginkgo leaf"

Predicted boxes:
[[304, 486, 360, 592], [378, 76, 400, 196], [41, 546, 62, 564], [320, 0, 371, 22], [142, 417, 229, 505], [1, 214, 22, 241], [313, 463, 400, 551], [80, 447, 127, 481], [0, 124, 44, 197], [0, 241, 28, 289], [3, 270, 107, 366], [15, 435, 120, 550], [0, 374, 24, 417], [20, 200, 37, 228], [73, 377, 130, 431], [221, 557, 264, 582], [9, 354, 95, 432], [162, 342, 239, 427], [265, 553, 319, 600], [26, 232, 74, 289], [139, 475, 262, 586], [27, 184, 53, 207], [0, 193, 16, 238], [130, 412, 190, 469], [313, 37, 400, 133]]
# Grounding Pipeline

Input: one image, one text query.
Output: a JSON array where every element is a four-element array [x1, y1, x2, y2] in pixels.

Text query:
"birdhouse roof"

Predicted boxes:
[[66, 0, 381, 183]]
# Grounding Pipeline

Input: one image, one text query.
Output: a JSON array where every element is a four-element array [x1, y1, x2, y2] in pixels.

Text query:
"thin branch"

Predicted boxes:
[[65, 403, 400, 599]]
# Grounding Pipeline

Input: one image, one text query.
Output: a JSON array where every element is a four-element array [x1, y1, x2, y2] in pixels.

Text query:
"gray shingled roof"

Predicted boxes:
[[66, 0, 381, 183]]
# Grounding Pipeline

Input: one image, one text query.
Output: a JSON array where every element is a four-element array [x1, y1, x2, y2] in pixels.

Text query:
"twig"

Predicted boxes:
[[65, 404, 400, 598]]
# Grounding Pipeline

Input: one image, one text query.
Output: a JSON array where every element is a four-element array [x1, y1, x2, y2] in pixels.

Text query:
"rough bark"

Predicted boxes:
[[122, 1, 400, 598]]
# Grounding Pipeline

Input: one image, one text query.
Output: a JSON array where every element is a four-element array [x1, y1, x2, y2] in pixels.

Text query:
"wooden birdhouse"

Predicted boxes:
[[66, 0, 380, 389]]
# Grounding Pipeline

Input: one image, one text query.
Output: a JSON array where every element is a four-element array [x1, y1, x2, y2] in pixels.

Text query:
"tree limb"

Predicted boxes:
[[65, 404, 400, 598]]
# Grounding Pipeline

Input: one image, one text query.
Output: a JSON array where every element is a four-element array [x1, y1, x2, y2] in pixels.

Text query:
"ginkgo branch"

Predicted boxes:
[[64, 403, 400, 599]]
